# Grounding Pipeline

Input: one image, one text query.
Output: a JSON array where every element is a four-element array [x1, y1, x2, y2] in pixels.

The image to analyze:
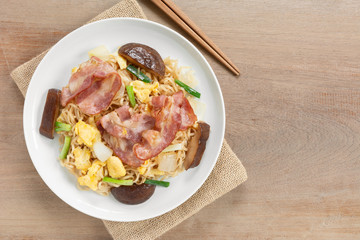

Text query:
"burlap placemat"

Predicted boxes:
[[10, 0, 247, 239]]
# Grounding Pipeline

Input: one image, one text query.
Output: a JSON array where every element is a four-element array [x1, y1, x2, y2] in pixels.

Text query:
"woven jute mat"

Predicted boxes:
[[10, 0, 247, 239]]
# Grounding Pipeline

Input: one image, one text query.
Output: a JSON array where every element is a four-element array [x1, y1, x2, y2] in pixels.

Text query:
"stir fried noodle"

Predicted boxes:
[[57, 56, 197, 195]]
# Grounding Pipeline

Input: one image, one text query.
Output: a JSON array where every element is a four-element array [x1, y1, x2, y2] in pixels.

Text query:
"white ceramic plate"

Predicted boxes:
[[23, 18, 225, 221]]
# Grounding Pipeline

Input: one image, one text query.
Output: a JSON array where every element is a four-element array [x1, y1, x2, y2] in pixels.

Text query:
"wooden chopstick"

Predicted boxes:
[[151, 0, 240, 75], [161, 0, 240, 75]]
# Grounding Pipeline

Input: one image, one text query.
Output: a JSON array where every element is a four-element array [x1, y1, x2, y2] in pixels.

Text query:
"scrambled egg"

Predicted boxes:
[[106, 156, 126, 178], [78, 160, 105, 191], [130, 80, 159, 103], [74, 121, 101, 148], [73, 147, 91, 170], [71, 67, 78, 74]]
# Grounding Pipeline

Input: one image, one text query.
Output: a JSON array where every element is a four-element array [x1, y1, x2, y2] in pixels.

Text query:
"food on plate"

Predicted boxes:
[[126, 65, 152, 83], [60, 56, 122, 115], [119, 43, 165, 77], [39, 89, 61, 139], [40, 43, 210, 204], [55, 121, 71, 132], [59, 136, 71, 160], [183, 121, 210, 170], [111, 183, 156, 205], [175, 79, 201, 98], [144, 179, 170, 187]]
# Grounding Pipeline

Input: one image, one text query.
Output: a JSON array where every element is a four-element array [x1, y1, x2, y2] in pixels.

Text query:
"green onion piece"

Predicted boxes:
[[55, 121, 71, 132], [102, 177, 134, 185], [59, 136, 71, 159], [126, 65, 151, 83], [175, 79, 201, 98], [145, 179, 170, 187], [126, 85, 136, 108]]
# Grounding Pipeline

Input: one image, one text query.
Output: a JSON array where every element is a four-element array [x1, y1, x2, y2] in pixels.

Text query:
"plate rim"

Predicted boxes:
[[23, 17, 225, 221]]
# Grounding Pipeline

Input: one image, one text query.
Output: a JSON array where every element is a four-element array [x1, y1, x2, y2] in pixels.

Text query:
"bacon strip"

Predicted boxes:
[[99, 106, 155, 167], [76, 73, 121, 115], [177, 93, 197, 130], [134, 91, 197, 160], [60, 56, 119, 110], [98, 91, 197, 165]]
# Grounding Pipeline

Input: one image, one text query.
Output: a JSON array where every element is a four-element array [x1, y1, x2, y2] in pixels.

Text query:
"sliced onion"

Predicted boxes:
[[93, 141, 113, 162], [179, 68, 198, 88], [157, 152, 177, 172], [88, 45, 110, 61], [187, 97, 206, 121], [162, 143, 183, 153]]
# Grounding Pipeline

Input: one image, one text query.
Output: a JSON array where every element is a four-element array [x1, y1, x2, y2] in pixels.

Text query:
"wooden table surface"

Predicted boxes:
[[1, 0, 360, 239]]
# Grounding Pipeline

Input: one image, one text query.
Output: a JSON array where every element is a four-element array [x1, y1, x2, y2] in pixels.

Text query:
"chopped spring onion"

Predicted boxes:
[[145, 179, 170, 187], [102, 177, 134, 185], [126, 85, 136, 108], [59, 136, 71, 159], [175, 79, 201, 98], [162, 143, 183, 153], [55, 121, 71, 132], [126, 65, 151, 83]]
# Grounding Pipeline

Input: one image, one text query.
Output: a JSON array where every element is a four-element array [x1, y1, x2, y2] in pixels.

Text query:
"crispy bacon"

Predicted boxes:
[[178, 93, 197, 130], [60, 56, 120, 114], [98, 91, 197, 165], [76, 73, 121, 115], [99, 105, 155, 167], [134, 91, 197, 160]]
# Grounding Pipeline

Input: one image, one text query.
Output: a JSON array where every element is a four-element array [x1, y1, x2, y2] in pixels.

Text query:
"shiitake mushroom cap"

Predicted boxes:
[[111, 183, 156, 205], [119, 43, 165, 77]]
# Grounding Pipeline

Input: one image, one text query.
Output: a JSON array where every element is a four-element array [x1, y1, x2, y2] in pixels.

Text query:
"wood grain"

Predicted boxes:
[[1, 0, 360, 239], [150, 0, 240, 75]]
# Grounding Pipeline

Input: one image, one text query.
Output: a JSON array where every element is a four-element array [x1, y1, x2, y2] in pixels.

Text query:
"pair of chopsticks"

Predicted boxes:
[[150, 0, 240, 75]]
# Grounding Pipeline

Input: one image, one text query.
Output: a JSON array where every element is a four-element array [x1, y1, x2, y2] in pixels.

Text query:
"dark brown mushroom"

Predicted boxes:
[[118, 43, 165, 77], [183, 122, 210, 170], [111, 183, 156, 205], [39, 89, 61, 139]]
